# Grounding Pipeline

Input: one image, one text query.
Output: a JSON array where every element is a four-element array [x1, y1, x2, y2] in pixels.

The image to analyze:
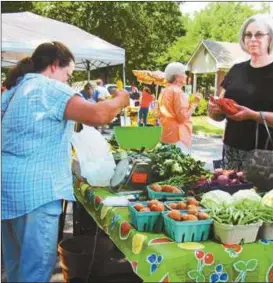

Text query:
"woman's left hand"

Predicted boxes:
[[227, 104, 257, 121]]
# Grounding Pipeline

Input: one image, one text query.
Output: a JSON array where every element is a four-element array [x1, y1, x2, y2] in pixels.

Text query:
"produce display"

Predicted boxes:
[[189, 168, 253, 198], [261, 189, 273, 207], [129, 200, 165, 232], [108, 138, 211, 189], [165, 199, 203, 212], [133, 200, 165, 212], [211, 169, 247, 185], [144, 143, 211, 186], [107, 132, 272, 244], [75, 182, 273, 282], [128, 186, 273, 244], [209, 207, 260, 225], [200, 189, 273, 243], [150, 183, 182, 193], [193, 168, 251, 188], [167, 210, 210, 221], [75, 123, 273, 281]]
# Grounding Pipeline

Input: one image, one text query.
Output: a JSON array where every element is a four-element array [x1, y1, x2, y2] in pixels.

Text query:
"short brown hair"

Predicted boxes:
[[143, 87, 151, 94], [84, 82, 92, 90]]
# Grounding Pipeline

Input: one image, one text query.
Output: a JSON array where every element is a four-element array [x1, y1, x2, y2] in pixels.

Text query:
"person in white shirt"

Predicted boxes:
[[95, 79, 111, 133], [95, 79, 111, 101]]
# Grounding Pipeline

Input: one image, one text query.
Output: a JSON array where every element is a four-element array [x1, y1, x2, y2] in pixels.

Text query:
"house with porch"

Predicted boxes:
[[186, 40, 249, 96]]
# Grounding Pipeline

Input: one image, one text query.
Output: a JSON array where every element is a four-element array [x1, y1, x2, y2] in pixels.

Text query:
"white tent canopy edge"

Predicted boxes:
[[1, 12, 126, 83]]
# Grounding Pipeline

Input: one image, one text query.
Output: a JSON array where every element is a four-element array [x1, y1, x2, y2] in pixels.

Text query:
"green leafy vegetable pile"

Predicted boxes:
[[108, 135, 120, 151], [144, 143, 211, 184]]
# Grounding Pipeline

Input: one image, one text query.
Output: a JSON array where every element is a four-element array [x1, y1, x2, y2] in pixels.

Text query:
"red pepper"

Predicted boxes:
[[210, 95, 239, 115]]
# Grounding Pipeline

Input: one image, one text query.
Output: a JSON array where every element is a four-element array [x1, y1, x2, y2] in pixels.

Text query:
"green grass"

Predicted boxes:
[[192, 116, 224, 136]]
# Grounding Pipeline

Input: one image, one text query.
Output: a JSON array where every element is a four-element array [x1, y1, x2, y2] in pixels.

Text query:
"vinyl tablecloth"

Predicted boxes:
[[74, 179, 273, 283]]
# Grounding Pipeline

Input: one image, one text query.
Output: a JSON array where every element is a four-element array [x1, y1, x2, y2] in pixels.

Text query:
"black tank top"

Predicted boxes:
[[221, 60, 273, 151]]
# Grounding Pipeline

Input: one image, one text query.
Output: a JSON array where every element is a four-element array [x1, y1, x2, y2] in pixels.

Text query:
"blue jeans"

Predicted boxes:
[[138, 107, 149, 126], [2, 200, 62, 282]]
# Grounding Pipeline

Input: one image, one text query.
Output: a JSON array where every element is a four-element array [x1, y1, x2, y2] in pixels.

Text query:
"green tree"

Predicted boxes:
[[159, 2, 257, 64], [1, 1, 34, 13], [32, 1, 184, 83]]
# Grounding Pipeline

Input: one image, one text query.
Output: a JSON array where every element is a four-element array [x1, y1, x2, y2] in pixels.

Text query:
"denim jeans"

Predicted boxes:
[[138, 107, 149, 126], [2, 200, 62, 282]]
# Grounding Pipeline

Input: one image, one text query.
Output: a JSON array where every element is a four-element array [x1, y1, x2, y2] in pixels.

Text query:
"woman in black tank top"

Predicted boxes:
[[208, 14, 273, 170]]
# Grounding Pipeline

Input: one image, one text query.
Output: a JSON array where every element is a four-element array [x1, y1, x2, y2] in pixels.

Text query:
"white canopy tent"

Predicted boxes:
[[1, 12, 126, 83]]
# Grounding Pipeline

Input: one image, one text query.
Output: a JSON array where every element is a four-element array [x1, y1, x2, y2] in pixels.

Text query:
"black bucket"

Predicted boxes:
[[58, 234, 112, 283]]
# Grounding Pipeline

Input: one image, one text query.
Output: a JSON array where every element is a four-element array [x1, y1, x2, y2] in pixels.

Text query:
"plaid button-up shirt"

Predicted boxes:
[[2, 73, 76, 220]]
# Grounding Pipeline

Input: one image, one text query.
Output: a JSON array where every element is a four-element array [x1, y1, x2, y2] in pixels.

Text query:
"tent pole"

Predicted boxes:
[[156, 85, 159, 100], [122, 63, 126, 89], [87, 60, 91, 82], [122, 62, 127, 126]]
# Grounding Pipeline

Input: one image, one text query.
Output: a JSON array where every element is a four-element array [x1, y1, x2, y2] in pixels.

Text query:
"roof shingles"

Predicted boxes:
[[202, 40, 250, 69]]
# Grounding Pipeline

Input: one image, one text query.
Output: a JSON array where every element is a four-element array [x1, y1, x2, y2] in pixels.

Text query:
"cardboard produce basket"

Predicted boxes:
[[162, 212, 213, 243], [259, 222, 273, 241], [213, 221, 263, 244]]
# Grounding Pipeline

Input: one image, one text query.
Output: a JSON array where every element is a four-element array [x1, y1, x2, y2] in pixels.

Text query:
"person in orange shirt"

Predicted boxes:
[[158, 62, 202, 154], [138, 87, 154, 126]]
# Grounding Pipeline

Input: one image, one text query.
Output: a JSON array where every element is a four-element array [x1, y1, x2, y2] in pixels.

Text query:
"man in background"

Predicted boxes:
[[79, 82, 96, 103], [95, 79, 111, 102]]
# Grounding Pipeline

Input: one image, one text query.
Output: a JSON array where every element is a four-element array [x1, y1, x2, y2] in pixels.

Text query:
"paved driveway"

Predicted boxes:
[[192, 134, 223, 171]]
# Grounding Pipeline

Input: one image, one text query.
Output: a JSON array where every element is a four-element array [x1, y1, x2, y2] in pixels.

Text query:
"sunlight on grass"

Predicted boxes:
[[192, 116, 224, 136]]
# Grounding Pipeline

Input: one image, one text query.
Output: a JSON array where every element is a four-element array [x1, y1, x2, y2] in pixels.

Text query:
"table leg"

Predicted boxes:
[[58, 200, 68, 242]]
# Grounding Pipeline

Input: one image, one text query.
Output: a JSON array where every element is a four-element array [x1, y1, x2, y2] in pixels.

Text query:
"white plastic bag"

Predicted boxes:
[[71, 125, 116, 187]]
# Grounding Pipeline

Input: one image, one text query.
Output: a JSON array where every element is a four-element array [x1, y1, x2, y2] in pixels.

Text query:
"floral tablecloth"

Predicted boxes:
[[74, 180, 273, 283]]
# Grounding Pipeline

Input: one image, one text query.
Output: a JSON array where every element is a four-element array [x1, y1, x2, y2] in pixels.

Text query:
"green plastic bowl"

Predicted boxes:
[[114, 126, 162, 150]]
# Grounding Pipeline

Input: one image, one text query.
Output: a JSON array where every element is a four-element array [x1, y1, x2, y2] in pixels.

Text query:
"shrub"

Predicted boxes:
[[193, 97, 208, 116]]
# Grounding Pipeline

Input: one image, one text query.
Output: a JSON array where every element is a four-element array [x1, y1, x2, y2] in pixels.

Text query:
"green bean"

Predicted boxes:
[[237, 212, 245, 225]]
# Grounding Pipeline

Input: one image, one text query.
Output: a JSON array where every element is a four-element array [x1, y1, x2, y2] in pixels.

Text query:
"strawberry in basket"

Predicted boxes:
[[210, 95, 239, 115]]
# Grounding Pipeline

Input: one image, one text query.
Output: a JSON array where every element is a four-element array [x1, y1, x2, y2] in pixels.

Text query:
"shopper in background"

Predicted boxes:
[[79, 82, 96, 103], [95, 78, 111, 102], [138, 87, 154, 126], [158, 62, 201, 154], [95, 78, 112, 133], [1, 41, 129, 282]]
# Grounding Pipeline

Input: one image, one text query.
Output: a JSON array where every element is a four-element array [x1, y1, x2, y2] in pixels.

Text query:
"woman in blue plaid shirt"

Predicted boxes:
[[1, 41, 129, 282]]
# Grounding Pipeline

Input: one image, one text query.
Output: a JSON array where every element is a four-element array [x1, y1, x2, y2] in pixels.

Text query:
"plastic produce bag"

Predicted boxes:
[[71, 125, 116, 187]]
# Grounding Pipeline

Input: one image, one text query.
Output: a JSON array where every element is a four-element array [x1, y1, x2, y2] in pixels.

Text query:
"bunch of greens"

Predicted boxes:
[[145, 143, 211, 183], [201, 190, 233, 209], [157, 175, 201, 188], [253, 206, 273, 223], [108, 134, 120, 151], [209, 207, 261, 225], [262, 189, 273, 208], [203, 189, 273, 225], [209, 206, 273, 225], [232, 189, 262, 210]]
